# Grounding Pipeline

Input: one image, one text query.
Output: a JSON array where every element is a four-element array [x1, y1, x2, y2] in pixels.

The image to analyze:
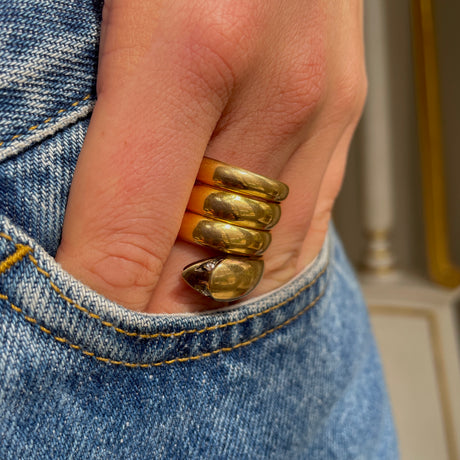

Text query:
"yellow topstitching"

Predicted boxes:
[[0, 94, 92, 147], [0, 285, 326, 367], [0, 244, 32, 274], [0, 232, 328, 340]]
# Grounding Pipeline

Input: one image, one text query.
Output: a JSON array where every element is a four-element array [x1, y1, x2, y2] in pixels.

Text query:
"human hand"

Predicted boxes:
[[55, 0, 366, 313]]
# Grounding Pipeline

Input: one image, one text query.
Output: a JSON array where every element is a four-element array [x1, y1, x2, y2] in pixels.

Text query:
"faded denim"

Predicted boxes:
[[0, 0, 398, 458]]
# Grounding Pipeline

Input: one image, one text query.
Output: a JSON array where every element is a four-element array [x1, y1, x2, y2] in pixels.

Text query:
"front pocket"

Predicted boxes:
[[0, 0, 102, 163], [0, 119, 92, 256], [0, 215, 331, 367]]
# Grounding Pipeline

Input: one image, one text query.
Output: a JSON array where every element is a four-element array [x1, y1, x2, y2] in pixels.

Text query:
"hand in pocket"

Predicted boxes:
[[55, 0, 366, 313]]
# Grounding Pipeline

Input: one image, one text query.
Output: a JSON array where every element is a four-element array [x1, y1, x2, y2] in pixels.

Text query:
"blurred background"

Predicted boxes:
[[333, 1, 460, 459]]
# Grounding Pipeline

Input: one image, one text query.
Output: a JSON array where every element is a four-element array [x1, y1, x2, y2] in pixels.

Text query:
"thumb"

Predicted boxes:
[[55, 1, 230, 311]]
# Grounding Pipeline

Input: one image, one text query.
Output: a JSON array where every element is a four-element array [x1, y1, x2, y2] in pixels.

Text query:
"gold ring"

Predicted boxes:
[[182, 256, 264, 302], [180, 157, 289, 302], [196, 157, 289, 203], [187, 184, 281, 230], [179, 212, 272, 256]]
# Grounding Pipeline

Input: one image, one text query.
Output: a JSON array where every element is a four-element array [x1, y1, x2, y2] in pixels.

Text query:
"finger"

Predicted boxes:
[[259, 118, 361, 294], [148, 1, 366, 311], [259, 1, 366, 290], [148, 61, 330, 311], [55, 1, 237, 311]]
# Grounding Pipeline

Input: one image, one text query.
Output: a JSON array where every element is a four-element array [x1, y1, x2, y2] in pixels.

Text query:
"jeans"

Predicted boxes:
[[0, 0, 398, 458]]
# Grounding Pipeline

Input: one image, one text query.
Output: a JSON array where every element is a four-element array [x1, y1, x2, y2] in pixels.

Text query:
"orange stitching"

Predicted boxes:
[[0, 94, 92, 147], [0, 232, 328, 339], [0, 285, 326, 367], [0, 233, 13, 242], [27, 252, 327, 339], [0, 244, 33, 275]]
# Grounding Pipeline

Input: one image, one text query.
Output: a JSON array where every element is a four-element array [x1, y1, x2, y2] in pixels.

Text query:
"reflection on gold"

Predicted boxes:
[[370, 305, 458, 460], [196, 157, 289, 202], [179, 212, 271, 256], [411, 0, 460, 287], [182, 256, 264, 301], [187, 184, 281, 230]]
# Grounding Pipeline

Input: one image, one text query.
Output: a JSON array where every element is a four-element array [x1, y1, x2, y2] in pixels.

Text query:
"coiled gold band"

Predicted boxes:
[[187, 184, 281, 230], [182, 257, 265, 302], [180, 157, 289, 302], [179, 212, 272, 256], [196, 157, 289, 203]]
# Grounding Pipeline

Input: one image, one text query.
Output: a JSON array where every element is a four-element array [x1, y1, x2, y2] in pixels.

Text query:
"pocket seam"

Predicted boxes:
[[0, 282, 327, 367], [0, 232, 328, 339], [0, 94, 92, 148]]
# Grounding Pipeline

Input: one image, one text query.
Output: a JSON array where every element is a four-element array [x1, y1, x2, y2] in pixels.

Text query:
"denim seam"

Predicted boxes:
[[0, 232, 328, 339], [0, 281, 327, 367], [0, 243, 33, 273], [0, 94, 92, 147], [0, 94, 95, 160]]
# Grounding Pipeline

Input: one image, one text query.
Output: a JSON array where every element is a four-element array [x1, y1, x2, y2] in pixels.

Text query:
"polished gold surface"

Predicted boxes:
[[187, 185, 281, 230], [182, 256, 264, 301], [179, 212, 271, 256], [411, 0, 460, 287], [197, 157, 289, 203], [180, 157, 288, 301]]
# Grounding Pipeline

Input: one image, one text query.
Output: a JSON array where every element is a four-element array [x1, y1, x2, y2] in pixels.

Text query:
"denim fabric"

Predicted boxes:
[[0, 1, 398, 458]]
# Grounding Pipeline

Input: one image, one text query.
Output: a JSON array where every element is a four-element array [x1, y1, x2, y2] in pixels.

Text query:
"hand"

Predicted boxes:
[[55, 0, 366, 313]]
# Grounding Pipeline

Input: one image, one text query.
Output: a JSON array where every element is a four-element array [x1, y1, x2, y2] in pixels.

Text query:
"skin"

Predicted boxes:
[[55, 0, 366, 313]]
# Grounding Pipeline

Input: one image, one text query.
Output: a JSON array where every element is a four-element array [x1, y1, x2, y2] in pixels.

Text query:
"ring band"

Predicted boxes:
[[182, 256, 264, 302], [187, 184, 281, 230], [180, 157, 288, 302], [179, 212, 272, 256], [196, 157, 289, 203]]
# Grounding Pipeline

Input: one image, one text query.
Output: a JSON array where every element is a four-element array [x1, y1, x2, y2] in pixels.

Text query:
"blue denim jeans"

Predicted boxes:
[[0, 1, 398, 458]]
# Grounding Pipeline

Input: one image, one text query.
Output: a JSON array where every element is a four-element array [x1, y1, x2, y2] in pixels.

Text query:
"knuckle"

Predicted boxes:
[[186, 0, 262, 56], [268, 57, 328, 135], [179, 40, 236, 109], [287, 67, 327, 111], [331, 63, 368, 122], [176, 2, 263, 98], [57, 231, 166, 310], [88, 233, 165, 293]]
